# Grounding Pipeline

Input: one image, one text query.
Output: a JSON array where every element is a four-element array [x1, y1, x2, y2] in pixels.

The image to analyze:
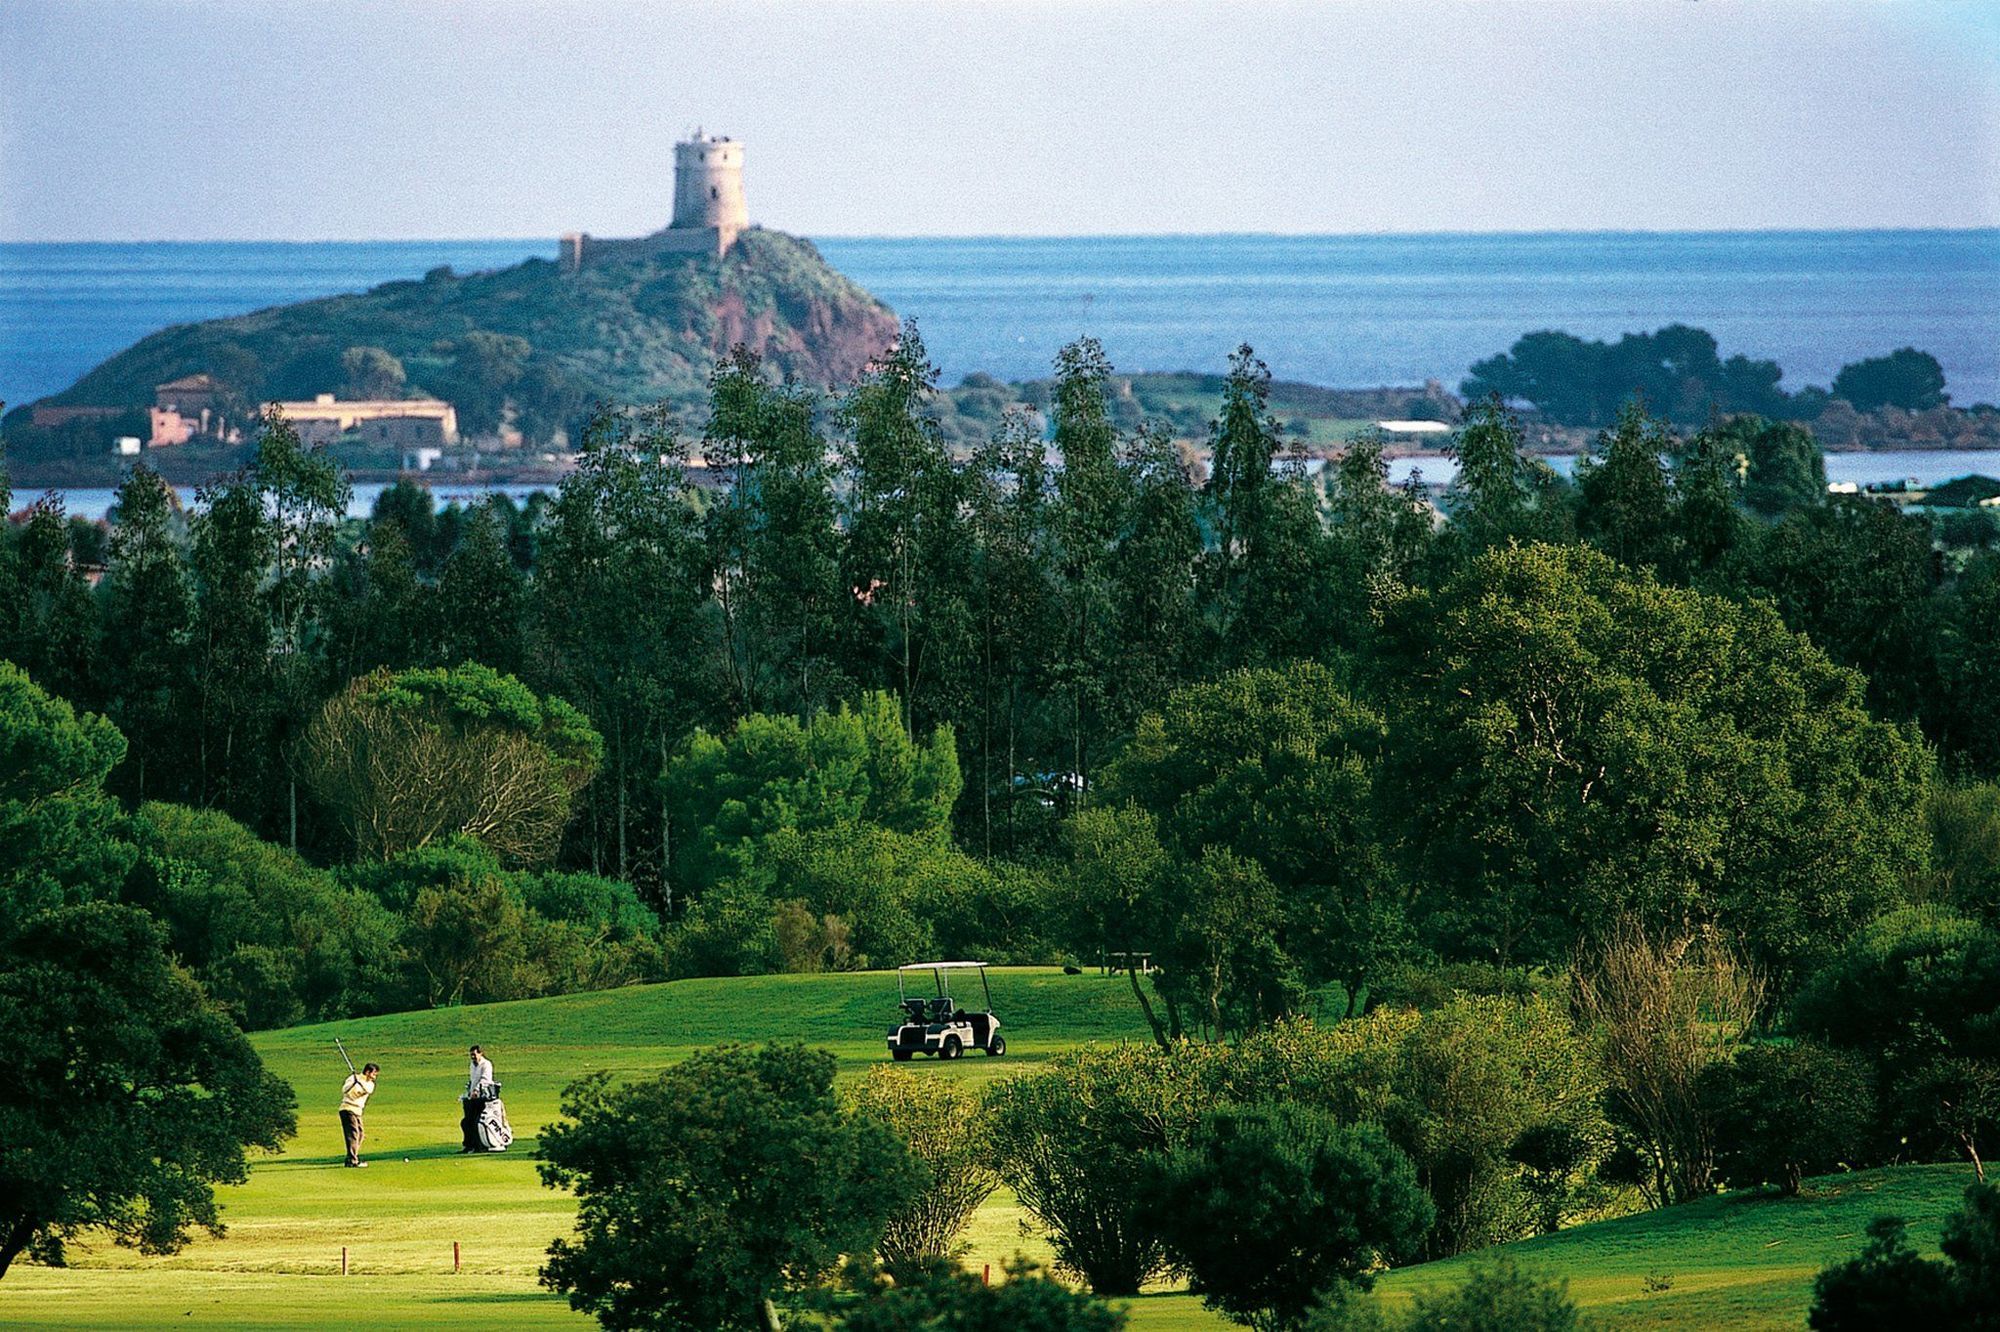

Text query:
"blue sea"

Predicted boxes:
[[2, 231, 1996, 415]]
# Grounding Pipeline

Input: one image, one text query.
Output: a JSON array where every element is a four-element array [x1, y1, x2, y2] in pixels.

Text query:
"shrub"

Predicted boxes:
[[1400, 1262, 1586, 1332], [538, 1043, 924, 1332], [1303, 1262, 1586, 1332], [124, 802, 405, 1027], [985, 1043, 1225, 1294], [1699, 1042, 1876, 1194], [848, 1066, 999, 1268], [1809, 1216, 1962, 1330], [839, 1258, 1126, 1331], [1145, 1103, 1432, 1331]]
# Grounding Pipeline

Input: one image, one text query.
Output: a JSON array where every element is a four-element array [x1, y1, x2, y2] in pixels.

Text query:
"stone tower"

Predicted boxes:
[[560, 129, 748, 271], [672, 131, 747, 241]]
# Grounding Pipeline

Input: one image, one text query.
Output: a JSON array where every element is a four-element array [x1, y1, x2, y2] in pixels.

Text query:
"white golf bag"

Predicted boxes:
[[465, 1081, 513, 1151]]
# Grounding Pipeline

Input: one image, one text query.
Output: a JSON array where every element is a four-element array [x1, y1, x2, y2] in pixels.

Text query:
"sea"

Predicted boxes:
[[4, 229, 1999, 517]]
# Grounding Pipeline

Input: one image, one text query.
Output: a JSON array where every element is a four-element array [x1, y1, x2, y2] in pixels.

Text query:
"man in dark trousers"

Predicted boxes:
[[460, 1045, 495, 1152], [339, 1062, 379, 1167]]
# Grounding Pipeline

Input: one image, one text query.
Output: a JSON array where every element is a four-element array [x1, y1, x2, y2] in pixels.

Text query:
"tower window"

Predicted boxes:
[[711, 186, 718, 199]]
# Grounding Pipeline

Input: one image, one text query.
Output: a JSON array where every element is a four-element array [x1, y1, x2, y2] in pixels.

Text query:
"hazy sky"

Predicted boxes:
[[3, 0, 1997, 241]]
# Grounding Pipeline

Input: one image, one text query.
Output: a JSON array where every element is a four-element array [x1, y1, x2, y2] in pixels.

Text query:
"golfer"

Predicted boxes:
[[339, 1062, 379, 1168], [460, 1045, 495, 1152]]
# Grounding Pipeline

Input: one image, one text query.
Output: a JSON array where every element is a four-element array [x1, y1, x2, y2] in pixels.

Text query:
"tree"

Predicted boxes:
[[964, 410, 1059, 858], [1145, 1104, 1432, 1331], [4, 496, 98, 701], [1668, 422, 1743, 579], [1925, 783, 2000, 927], [1396, 1262, 1585, 1332], [847, 1066, 999, 1268], [1791, 907, 2000, 1172], [1832, 348, 1948, 413], [838, 1259, 1126, 1332], [1108, 423, 1200, 730], [340, 345, 407, 400], [837, 324, 974, 737], [1045, 338, 1128, 803], [0, 901, 297, 1278], [985, 1043, 1225, 1295], [1378, 543, 1929, 984], [98, 465, 196, 803], [1726, 416, 1826, 517], [1462, 324, 1787, 426], [0, 660, 132, 918], [188, 477, 279, 822], [1324, 431, 1431, 590], [1574, 403, 1677, 574], [663, 693, 959, 902], [1108, 663, 1404, 1015], [705, 347, 845, 719], [536, 405, 715, 889], [301, 663, 601, 863], [1724, 497, 1940, 724], [1699, 1042, 1876, 1195], [437, 501, 526, 675], [538, 1043, 923, 1332]]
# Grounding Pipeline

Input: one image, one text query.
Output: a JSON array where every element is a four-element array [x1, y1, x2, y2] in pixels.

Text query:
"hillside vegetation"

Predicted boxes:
[[12, 228, 896, 450]]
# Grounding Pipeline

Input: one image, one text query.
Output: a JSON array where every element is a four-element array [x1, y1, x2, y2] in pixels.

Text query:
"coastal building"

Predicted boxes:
[[149, 373, 230, 447], [561, 130, 750, 270], [270, 393, 459, 449]]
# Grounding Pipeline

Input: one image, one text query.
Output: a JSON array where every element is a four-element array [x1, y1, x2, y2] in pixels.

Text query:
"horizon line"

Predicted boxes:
[[5, 223, 1999, 246]]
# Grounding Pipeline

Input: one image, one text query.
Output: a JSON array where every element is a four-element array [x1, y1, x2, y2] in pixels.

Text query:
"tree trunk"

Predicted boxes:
[[0, 1213, 39, 1280], [672, 728, 680, 912], [759, 1296, 786, 1332], [1129, 964, 1170, 1051]]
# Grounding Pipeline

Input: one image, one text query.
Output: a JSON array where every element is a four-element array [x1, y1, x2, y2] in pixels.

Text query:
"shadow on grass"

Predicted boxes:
[[274, 1142, 539, 1168]]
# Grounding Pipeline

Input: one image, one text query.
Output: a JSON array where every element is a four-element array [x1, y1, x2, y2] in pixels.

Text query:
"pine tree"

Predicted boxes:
[[99, 466, 196, 803]]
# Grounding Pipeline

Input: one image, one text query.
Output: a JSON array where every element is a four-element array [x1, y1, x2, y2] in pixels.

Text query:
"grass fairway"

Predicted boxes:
[[0, 968, 1977, 1329]]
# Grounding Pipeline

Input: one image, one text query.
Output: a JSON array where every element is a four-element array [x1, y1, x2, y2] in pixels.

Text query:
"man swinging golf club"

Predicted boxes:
[[335, 1037, 379, 1168]]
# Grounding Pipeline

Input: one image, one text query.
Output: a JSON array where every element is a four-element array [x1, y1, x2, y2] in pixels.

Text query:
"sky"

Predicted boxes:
[[2, 0, 1997, 241]]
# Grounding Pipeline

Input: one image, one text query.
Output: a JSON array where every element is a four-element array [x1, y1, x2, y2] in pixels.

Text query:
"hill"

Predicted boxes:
[[7, 227, 897, 455], [0, 969, 1976, 1330]]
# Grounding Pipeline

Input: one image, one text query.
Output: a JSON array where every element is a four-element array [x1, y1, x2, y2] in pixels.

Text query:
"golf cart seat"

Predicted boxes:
[[928, 997, 954, 1022], [901, 998, 929, 1023]]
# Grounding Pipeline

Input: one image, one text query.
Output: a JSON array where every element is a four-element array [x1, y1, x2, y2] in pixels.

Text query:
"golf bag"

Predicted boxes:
[[463, 1081, 513, 1152]]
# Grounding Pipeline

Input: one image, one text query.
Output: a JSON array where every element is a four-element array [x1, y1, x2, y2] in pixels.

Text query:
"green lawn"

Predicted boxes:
[[0, 968, 1977, 1329]]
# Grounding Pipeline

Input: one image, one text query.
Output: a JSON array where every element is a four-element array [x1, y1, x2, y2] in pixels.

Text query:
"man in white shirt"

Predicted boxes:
[[339, 1063, 379, 1168], [460, 1045, 495, 1153]]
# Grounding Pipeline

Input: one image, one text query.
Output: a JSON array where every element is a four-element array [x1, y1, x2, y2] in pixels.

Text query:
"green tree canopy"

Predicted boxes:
[[1832, 347, 1949, 413], [0, 660, 131, 916], [1106, 662, 1403, 1009], [1378, 543, 1930, 983], [538, 1043, 923, 1332], [664, 692, 960, 899], [0, 902, 297, 1278]]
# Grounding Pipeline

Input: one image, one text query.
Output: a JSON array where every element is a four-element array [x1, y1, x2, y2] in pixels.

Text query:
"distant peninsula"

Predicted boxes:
[[4, 133, 898, 476]]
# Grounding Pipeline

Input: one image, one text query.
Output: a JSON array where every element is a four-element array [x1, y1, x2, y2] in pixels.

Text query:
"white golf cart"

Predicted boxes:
[[886, 961, 1004, 1060]]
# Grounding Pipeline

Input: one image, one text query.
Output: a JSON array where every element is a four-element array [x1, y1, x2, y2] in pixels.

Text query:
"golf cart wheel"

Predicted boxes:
[[892, 1049, 913, 1061], [941, 1036, 963, 1060], [986, 1035, 1006, 1057]]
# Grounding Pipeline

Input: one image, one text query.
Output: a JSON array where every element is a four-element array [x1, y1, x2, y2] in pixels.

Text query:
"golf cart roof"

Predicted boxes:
[[898, 960, 989, 970]]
